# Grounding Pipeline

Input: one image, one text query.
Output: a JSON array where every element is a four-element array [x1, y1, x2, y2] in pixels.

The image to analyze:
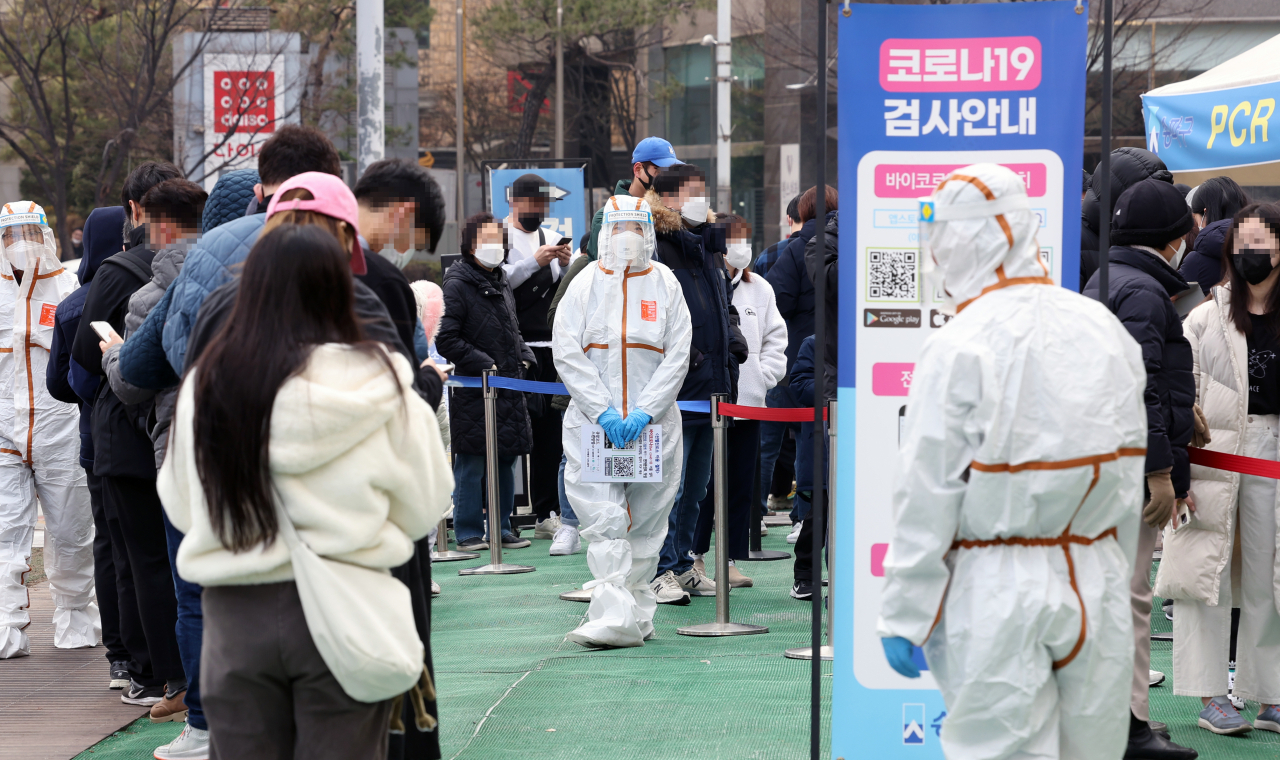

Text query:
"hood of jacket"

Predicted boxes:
[[78, 206, 128, 284], [644, 189, 716, 235], [269, 344, 414, 475], [151, 245, 188, 290], [1082, 147, 1173, 235], [1192, 217, 1232, 261], [202, 169, 260, 234]]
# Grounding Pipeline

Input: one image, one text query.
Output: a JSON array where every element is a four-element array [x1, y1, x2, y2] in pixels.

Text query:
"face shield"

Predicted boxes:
[[598, 196, 656, 271], [0, 202, 57, 272], [916, 165, 1043, 314]]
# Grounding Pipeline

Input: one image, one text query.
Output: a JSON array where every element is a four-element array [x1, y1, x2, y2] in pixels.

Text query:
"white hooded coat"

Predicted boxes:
[[553, 196, 691, 647], [0, 201, 99, 658], [877, 166, 1148, 760]]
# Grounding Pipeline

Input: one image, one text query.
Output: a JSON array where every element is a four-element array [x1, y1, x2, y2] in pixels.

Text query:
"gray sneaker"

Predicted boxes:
[[1198, 696, 1253, 735], [534, 513, 562, 540], [676, 565, 717, 596], [650, 570, 691, 605], [1256, 705, 1280, 734]]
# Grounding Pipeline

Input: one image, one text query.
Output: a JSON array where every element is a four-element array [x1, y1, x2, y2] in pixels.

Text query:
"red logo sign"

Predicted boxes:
[[213, 71, 276, 134], [641, 300, 657, 322], [40, 303, 57, 327]]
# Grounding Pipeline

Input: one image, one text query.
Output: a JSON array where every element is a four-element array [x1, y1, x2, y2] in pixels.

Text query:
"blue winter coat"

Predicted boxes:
[[1179, 218, 1232, 296], [202, 169, 259, 233], [1084, 246, 1195, 493], [791, 335, 828, 492], [767, 214, 822, 373]]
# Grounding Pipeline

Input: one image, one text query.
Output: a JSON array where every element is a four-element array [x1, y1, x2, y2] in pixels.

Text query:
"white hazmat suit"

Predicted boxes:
[[553, 196, 691, 648], [877, 165, 1147, 759], [0, 202, 98, 658]]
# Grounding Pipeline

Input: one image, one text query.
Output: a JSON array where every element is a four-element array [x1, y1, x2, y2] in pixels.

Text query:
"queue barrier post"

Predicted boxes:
[[786, 398, 835, 661], [678, 394, 769, 637], [431, 515, 480, 561], [460, 369, 535, 576]]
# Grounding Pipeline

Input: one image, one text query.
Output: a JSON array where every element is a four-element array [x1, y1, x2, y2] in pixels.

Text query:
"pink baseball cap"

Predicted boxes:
[[265, 171, 367, 275]]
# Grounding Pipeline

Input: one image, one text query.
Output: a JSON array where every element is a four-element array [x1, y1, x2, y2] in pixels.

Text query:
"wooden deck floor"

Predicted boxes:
[[0, 582, 148, 760]]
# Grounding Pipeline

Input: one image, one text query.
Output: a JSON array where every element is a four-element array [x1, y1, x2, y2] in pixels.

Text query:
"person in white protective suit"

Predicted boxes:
[[877, 165, 1149, 760], [0, 201, 99, 658], [553, 196, 692, 648]]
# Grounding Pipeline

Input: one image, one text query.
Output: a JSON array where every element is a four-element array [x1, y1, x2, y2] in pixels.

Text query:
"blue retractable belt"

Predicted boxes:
[[445, 374, 710, 414]]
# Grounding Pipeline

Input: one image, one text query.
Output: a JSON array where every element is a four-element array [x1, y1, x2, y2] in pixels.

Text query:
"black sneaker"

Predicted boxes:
[[501, 532, 531, 549], [121, 679, 165, 706], [109, 661, 130, 690], [457, 537, 488, 552], [790, 580, 813, 600]]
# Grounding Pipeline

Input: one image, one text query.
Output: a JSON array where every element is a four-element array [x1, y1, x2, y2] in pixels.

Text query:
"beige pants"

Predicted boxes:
[[1173, 415, 1280, 704], [1130, 520, 1159, 721]]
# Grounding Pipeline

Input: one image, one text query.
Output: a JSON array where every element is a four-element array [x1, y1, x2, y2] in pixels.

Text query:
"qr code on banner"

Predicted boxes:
[[606, 457, 635, 478], [867, 249, 918, 302]]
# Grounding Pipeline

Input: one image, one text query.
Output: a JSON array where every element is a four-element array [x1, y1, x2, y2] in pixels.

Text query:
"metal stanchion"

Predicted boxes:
[[460, 369, 535, 576], [678, 395, 769, 637], [559, 588, 591, 602], [787, 399, 835, 661], [430, 515, 479, 561]]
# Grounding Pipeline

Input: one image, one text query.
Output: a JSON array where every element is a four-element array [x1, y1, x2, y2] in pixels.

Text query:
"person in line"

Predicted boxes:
[[754, 194, 801, 278], [788, 334, 827, 601], [646, 163, 737, 602], [0, 201, 99, 659], [690, 213, 787, 588], [437, 213, 535, 553], [583, 137, 686, 261], [1179, 177, 1251, 295], [500, 174, 572, 541], [881, 164, 1150, 759], [1159, 204, 1280, 738], [554, 196, 691, 647], [768, 185, 835, 543], [1083, 178, 1203, 759], [72, 165, 189, 716], [47, 206, 138, 688], [158, 224, 451, 760], [1079, 147, 1173, 288]]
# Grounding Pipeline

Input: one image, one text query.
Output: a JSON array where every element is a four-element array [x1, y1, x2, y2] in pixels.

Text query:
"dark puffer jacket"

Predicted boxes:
[[1079, 148, 1173, 289], [767, 215, 821, 372], [437, 257, 534, 456], [804, 210, 839, 400], [201, 169, 259, 233], [1179, 218, 1232, 295], [646, 191, 735, 412], [1083, 246, 1195, 494]]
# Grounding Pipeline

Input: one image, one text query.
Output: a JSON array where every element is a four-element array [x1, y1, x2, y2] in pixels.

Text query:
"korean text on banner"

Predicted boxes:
[[1143, 82, 1279, 172], [834, 3, 1087, 759]]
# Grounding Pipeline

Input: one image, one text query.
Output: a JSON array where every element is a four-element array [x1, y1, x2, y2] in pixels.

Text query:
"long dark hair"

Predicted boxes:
[[1192, 176, 1250, 225], [191, 224, 398, 551], [1222, 203, 1280, 338]]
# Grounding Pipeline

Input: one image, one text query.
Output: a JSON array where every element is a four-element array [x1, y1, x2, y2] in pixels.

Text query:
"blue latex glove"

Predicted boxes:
[[882, 636, 921, 678], [621, 410, 652, 444], [597, 408, 628, 448]]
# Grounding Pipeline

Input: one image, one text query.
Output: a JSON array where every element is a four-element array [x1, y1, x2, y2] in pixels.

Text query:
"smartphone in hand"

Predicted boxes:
[[90, 321, 116, 342]]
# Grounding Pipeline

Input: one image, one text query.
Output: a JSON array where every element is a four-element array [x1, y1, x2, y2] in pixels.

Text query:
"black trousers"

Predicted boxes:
[[96, 471, 157, 685], [693, 421, 760, 560], [793, 489, 828, 584], [87, 470, 126, 664], [387, 537, 440, 760], [525, 345, 563, 521], [102, 474, 184, 684], [770, 432, 796, 499]]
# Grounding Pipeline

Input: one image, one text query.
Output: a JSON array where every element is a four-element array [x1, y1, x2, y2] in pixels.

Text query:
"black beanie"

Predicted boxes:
[[1111, 178, 1194, 248]]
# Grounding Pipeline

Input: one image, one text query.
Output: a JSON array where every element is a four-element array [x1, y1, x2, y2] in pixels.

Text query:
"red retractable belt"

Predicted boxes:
[[718, 403, 827, 423], [1188, 446, 1280, 480]]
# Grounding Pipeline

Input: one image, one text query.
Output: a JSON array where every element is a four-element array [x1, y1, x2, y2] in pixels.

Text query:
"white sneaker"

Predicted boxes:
[[431, 579, 441, 596], [1149, 669, 1165, 687], [534, 513, 562, 540], [154, 723, 210, 760], [786, 521, 803, 545], [650, 571, 691, 605], [760, 521, 769, 536], [676, 565, 717, 596], [549, 525, 581, 556]]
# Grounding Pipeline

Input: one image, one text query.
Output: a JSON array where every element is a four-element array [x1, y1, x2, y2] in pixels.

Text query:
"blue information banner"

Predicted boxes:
[[488, 167, 587, 248], [833, 3, 1086, 758], [1143, 83, 1280, 172]]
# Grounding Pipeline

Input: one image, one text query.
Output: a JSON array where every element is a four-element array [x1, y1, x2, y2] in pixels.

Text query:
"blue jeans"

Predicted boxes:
[[162, 513, 205, 731], [557, 453, 579, 528], [453, 452, 516, 542], [658, 423, 715, 577], [760, 385, 798, 513]]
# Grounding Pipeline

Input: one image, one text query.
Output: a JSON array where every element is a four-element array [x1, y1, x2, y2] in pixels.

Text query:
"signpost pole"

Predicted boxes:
[[456, 0, 466, 222]]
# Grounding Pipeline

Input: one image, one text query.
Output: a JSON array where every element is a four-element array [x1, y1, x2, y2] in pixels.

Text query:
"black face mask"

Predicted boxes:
[[638, 166, 658, 191], [517, 212, 545, 231], [1234, 249, 1277, 285]]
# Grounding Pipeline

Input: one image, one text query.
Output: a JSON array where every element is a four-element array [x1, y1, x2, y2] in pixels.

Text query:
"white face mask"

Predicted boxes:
[[725, 242, 753, 271], [681, 197, 709, 224], [5, 240, 42, 271], [1170, 238, 1187, 270], [613, 231, 645, 262], [378, 244, 417, 270], [474, 243, 506, 268]]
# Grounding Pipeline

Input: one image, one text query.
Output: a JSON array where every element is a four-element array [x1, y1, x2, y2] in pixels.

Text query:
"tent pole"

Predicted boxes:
[[1097, 0, 1113, 304]]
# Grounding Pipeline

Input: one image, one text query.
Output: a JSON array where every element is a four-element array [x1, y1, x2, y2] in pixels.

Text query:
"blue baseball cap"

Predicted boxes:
[[631, 137, 684, 168]]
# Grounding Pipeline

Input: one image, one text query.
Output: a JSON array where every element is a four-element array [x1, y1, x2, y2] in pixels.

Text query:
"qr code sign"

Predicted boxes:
[[868, 249, 918, 302], [605, 457, 635, 478]]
